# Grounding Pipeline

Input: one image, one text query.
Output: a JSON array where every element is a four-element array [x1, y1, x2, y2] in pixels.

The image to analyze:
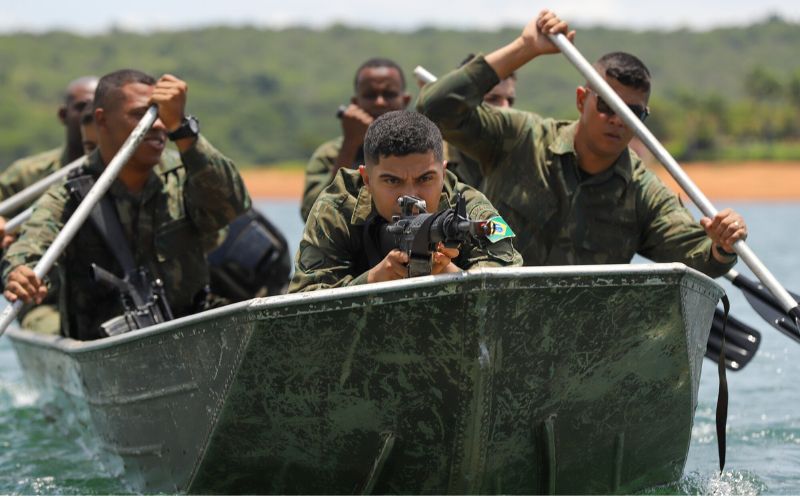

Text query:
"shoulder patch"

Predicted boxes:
[[486, 216, 516, 243]]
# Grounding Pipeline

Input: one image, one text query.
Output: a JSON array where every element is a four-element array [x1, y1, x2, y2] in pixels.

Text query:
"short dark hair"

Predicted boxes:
[[595, 52, 651, 93], [94, 69, 156, 111], [353, 58, 406, 91], [364, 110, 443, 166]]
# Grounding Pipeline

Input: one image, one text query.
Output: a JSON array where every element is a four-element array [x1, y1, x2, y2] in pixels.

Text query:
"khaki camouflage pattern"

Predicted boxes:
[[290, 168, 523, 293], [417, 55, 735, 278], [300, 136, 364, 222], [2, 136, 250, 340], [0, 146, 69, 201], [0, 146, 71, 331], [19, 304, 59, 335]]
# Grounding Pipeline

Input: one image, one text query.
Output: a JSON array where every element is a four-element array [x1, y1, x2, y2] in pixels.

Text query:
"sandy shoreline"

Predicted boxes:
[[241, 161, 800, 202]]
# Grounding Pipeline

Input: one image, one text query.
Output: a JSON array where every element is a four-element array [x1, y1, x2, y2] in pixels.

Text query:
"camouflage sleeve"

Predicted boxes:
[[417, 55, 517, 174], [301, 142, 338, 222], [1, 182, 68, 283], [181, 135, 251, 238], [457, 189, 524, 269], [636, 170, 735, 278], [0, 159, 47, 201], [288, 198, 369, 293]]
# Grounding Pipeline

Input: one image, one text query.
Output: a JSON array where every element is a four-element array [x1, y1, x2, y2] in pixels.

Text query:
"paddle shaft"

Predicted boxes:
[[0, 155, 86, 217], [413, 65, 437, 84], [0, 106, 159, 336], [5, 207, 33, 234], [549, 33, 799, 318]]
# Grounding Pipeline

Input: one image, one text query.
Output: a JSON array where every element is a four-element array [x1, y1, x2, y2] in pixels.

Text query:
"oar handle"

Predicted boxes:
[[413, 65, 437, 84], [0, 155, 86, 217], [0, 105, 159, 336], [548, 32, 799, 316], [4, 206, 33, 234]]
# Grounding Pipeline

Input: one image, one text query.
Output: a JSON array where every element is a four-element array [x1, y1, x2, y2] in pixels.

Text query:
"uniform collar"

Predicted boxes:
[[83, 149, 167, 204], [548, 120, 633, 185], [350, 169, 458, 225]]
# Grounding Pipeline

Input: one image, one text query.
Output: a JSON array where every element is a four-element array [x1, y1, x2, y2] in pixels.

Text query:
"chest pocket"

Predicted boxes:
[[492, 184, 557, 265], [580, 212, 639, 264], [154, 217, 198, 262]]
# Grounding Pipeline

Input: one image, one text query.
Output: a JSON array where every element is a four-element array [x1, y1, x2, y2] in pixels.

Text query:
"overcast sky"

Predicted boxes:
[[1, 0, 798, 34]]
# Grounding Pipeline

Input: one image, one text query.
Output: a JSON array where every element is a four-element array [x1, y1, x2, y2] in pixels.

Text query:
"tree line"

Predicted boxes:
[[1, 17, 799, 168]]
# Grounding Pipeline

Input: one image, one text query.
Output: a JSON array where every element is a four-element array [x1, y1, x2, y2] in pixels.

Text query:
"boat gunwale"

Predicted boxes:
[[5, 263, 722, 354]]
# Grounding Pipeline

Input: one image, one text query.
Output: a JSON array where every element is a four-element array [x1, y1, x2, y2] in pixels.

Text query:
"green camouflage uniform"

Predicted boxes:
[[417, 55, 735, 278], [300, 137, 364, 222], [2, 136, 250, 340], [0, 146, 71, 334], [0, 146, 69, 201], [445, 142, 485, 190], [289, 168, 523, 293]]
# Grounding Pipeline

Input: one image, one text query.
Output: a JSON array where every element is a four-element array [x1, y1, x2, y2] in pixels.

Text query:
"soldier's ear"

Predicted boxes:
[[94, 108, 106, 129], [359, 165, 370, 187], [57, 106, 67, 125], [443, 160, 448, 170], [402, 92, 411, 107], [576, 86, 588, 114]]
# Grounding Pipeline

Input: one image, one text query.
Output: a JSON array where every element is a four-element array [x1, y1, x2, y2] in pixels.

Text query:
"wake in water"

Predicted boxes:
[[643, 470, 767, 495]]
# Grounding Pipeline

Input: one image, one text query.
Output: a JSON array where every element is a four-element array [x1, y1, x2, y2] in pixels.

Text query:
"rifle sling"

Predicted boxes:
[[66, 173, 138, 278]]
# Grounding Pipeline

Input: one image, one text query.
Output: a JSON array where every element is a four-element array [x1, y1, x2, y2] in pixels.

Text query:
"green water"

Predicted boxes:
[[0, 200, 798, 494]]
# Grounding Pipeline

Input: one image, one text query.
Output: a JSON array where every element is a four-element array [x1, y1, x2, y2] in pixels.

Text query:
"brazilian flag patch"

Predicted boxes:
[[486, 216, 515, 243]]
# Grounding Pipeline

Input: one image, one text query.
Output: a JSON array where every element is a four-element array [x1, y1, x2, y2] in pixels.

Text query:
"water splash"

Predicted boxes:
[[0, 379, 39, 408], [667, 470, 767, 495]]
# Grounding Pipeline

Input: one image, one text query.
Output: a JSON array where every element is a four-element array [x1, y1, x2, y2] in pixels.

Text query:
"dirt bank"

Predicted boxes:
[[241, 162, 800, 202]]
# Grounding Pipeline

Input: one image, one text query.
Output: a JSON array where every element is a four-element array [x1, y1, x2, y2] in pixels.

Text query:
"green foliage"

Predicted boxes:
[[1, 18, 800, 167]]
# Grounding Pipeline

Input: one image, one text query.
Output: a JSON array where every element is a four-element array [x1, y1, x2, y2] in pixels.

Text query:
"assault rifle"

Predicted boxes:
[[374, 194, 496, 277], [92, 264, 174, 337]]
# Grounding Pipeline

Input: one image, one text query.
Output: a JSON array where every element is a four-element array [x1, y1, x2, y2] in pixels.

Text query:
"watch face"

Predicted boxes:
[[188, 116, 200, 134]]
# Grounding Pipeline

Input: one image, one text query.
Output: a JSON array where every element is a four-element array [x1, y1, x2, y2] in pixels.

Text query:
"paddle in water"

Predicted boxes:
[[0, 105, 159, 337]]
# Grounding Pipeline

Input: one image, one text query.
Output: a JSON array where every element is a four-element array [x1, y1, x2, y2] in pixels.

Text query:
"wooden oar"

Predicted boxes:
[[0, 155, 86, 217], [548, 32, 800, 338], [0, 105, 159, 337], [414, 63, 760, 370]]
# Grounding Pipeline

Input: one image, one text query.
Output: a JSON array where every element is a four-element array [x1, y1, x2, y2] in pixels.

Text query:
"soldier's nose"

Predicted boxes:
[[152, 117, 167, 130]]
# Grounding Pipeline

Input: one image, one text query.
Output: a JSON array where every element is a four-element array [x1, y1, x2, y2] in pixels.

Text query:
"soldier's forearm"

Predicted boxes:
[[485, 36, 540, 80], [417, 56, 499, 130]]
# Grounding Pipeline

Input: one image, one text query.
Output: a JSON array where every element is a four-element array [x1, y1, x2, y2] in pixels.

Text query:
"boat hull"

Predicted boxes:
[[8, 264, 723, 494]]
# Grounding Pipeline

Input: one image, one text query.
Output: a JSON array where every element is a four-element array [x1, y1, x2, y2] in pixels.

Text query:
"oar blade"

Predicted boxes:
[[705, 307, 761, 371], [735, 274, 800, 342]]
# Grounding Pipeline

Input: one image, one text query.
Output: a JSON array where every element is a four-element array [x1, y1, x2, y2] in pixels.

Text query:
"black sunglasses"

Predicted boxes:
[[588, 89, 650, 122]]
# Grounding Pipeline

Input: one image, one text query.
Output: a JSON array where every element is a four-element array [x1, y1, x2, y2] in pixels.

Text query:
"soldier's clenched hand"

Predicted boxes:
[[367, 249, 409, 283], [339, 104, 373, 146], [521, 10, 574, 58], [431, 242, 461, 276], [150, 74, 188, 133], [700, 208, 747, 261], [0, 216, 15, 249], [4, 265, 47, 304]]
